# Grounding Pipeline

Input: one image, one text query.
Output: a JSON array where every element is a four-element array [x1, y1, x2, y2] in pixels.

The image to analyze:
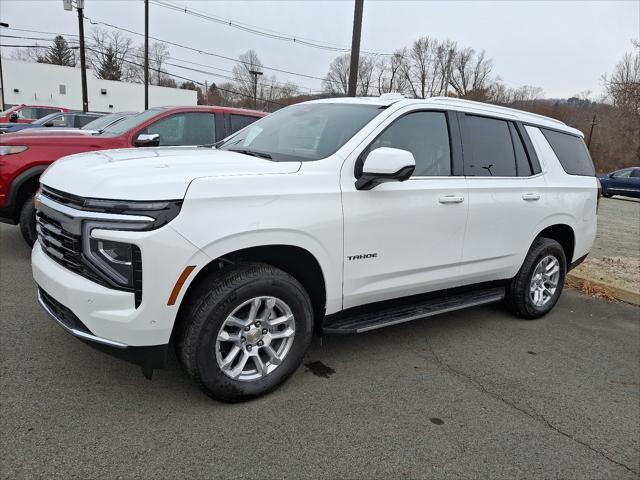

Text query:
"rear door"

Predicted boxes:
[[458, 113, 547, 283]]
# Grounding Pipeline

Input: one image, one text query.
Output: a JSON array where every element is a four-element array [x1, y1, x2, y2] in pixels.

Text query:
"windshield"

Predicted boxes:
[[33, 112, 62, 126], [83, 112, 135, 131], [218, 103, 384, 161], [99, 109, 165, 135]]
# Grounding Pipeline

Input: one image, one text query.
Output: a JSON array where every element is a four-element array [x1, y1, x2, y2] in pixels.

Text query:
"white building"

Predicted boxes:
[[0, 59, 197, 112]]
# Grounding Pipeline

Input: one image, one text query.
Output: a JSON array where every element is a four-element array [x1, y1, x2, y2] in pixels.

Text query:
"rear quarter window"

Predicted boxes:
[[540, 128, 595, 176]]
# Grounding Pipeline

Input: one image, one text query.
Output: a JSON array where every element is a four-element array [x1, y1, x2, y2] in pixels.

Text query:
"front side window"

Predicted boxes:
[[218, 103, 383, 162], [37, 108, 60, 118], [139, 112, 215, 146], [77, 115, 99, 128], [464, 115, 517, 177], [18, 107, 38, 119], [612, 168, 632, 178], [363, 111, 451, 176]]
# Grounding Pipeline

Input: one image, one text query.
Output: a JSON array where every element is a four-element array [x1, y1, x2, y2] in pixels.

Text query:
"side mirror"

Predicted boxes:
[[355, 147, 416, 191], [134, 133, 160, 147], [44, 122, 54, 127], [9, 112, 18, 122], [609, 173, 615, 178]]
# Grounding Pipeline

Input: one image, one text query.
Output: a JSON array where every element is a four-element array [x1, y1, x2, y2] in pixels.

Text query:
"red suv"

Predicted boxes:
[[0, 104, 69, 124], [0, 105, 266, 245]]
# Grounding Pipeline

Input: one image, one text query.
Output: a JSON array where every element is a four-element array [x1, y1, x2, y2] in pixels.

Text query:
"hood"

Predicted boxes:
[[40, 147, 301, 200]]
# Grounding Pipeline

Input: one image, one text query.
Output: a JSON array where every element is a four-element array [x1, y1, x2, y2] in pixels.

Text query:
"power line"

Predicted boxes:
[[81, 15, 332, 85], [150, 0, 394, 57]]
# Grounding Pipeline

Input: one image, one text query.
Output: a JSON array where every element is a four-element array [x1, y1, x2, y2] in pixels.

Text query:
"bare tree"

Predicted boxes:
[[88, 28, 132, 81], [232, 50, 264, 103], [322, 54, 350, 95], [450, 48, 493, 100], [603, 42, 640, 115]]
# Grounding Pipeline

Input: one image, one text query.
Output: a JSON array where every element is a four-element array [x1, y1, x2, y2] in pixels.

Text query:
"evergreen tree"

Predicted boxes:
[[97, 46, 123, 81], [39, 35, 76, 66]]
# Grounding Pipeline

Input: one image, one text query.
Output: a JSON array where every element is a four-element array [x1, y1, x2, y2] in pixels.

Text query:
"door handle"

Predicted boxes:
[[439, 195, 465, 204], [522, 193, 541, 201]]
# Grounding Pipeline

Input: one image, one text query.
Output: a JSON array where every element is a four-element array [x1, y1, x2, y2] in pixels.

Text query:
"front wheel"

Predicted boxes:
[[505, 237, 566, 319], [176, 263, 313, 402]]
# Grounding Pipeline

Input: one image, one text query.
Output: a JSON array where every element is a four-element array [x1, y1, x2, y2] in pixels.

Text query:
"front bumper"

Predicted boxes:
[[38, 287, 168, 370]]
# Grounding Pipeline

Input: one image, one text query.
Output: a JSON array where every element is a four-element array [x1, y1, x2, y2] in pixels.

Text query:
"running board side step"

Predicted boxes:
[[323, 287, 506, 334]]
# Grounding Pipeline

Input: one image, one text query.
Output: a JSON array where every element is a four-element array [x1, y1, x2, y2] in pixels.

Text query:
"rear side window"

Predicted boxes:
[[230, 114, 259, 134], [463, 115, 516, 176], [540, 128, 595, 176]]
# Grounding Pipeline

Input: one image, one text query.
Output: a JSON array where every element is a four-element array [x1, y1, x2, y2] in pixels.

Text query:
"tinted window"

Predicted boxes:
[[37, 108, 60, 118], [541, 128, 595, 176], [631, 169, 640, 178], [218, 103, 383, 162], [140, 112, 215, 146], [464, 115, 516, 176], [509, 123, 533, 176], [364, 111, 451, 176], [230, 114, 259, 134], [77, 114, 100, 128], [83, 112, 134, 131]]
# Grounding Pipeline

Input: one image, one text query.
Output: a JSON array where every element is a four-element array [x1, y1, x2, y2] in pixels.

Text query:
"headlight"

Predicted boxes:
[[82, 221, 146, 288], [0, 145, 28, 155]]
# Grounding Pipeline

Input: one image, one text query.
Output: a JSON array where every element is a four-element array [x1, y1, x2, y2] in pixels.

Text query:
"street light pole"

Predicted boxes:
[[248, 69, 263, 110], [0, 22, 8, 110], [347, 0, 364, 97], [144, 0, 149, 109]]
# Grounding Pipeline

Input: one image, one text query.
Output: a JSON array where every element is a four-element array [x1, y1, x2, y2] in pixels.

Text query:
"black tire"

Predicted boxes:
[[602, 193, 613, 198], [176, 262, 313, 403], [505, 237, 566, 319], [19, 194, 37, 247]]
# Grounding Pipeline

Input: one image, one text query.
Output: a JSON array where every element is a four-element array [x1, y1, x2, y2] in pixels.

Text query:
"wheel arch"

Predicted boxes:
[[534, 223, 575, 266], [175, 244, 329, 336], [6, 165, 47, 221]]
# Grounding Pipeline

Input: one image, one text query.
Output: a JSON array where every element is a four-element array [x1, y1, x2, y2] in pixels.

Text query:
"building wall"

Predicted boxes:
[[1, 59, 197, 112]]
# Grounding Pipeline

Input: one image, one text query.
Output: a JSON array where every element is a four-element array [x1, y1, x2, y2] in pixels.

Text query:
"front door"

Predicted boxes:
[[341, 109, 468, 309]]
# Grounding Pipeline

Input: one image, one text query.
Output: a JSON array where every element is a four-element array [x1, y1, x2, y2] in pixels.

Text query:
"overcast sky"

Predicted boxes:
[[1, 0, 638, 98]]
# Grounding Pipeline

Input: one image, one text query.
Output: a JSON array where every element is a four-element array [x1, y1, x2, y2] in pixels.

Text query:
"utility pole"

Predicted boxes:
[[587, 113, 597, 150], [248, 69, 263, 109], [144, 0, 149, 109], [76, 0, 88, 112], [347, 0, 364, 97], [0, 22, 8, 111]]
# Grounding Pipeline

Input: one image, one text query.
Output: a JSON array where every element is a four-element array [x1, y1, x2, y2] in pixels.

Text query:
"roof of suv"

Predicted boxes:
[[308, 95, 582, 137]]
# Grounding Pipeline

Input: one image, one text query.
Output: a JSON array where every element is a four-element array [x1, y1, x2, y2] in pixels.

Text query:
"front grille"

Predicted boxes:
[[36, 210, 84, 274], [37, 192, 143, 308], [40, 288, 92, 334]]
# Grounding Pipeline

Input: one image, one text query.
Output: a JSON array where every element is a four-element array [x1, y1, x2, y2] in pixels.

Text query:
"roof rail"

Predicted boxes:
[[428, 97, 566, 126]]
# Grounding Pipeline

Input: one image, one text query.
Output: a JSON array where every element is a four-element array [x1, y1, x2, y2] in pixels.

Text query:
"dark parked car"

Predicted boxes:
[[0, 111, 103, 134], [598, 167, 640, 199]]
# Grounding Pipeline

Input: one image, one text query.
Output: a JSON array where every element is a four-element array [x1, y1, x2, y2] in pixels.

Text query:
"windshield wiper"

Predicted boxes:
[[227, 149, 272, 160]]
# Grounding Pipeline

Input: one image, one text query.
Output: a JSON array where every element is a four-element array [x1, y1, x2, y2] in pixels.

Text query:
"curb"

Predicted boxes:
[[567, 272, 640, 306]]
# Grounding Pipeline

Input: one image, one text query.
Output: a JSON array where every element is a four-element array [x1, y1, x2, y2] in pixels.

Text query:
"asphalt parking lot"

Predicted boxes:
[[1, 222, 639, 479]]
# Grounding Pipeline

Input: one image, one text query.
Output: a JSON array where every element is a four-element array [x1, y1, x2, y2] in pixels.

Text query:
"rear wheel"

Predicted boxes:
[[19, 194, 37, 247], [505, 237, 566, 319], [176, 263, 313, 402]]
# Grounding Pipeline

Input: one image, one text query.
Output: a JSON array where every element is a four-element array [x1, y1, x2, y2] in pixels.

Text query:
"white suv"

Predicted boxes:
[[31, 95, 598, 402]]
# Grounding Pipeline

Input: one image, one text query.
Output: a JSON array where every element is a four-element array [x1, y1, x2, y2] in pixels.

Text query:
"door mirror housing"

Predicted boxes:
[[134, 133, 160, 147], [9, 112, 18, 123], [355, 147, 416, 191]]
